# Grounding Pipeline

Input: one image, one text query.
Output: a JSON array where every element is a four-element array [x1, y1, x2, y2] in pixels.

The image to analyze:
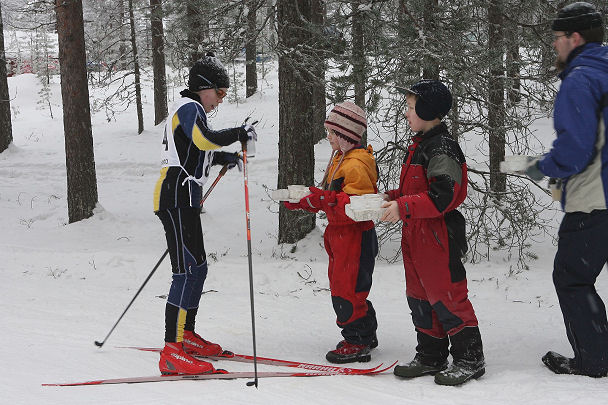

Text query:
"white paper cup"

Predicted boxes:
[[287, 185, 309, 201], [501, 155, 530, 173]]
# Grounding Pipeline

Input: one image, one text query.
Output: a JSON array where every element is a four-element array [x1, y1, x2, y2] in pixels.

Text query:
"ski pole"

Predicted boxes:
[[95, 249, 169, 348], [95, 170, 227, 349], [241, 140, 259, 388], [200, 164, 229, 206]]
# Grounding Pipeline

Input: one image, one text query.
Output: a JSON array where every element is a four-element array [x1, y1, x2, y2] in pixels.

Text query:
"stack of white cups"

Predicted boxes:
[[287, 185, 309, 202], [345, 194, 385, 222]]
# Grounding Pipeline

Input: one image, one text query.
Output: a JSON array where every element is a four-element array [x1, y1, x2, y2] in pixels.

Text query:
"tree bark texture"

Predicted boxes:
[[186, 1, 205, 65], [55, 0, 98, 223], [128, 0, 144, 134], [277, 0, 315, 244], [422, 0, 440, 80], [311, 0, 327, 144], [505, 20, 521, 105], [488, 0, 506, 193], [0, 1, 13, 153], [351, 1, 366, 144], [245, 0, 258, 98], [150, 0, 168, 125], [118, 0, 128, 70]]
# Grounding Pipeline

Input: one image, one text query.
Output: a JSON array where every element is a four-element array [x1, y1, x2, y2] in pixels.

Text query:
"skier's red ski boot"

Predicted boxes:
[[183, 330, 223, 357], [159, 342, 216, 375]]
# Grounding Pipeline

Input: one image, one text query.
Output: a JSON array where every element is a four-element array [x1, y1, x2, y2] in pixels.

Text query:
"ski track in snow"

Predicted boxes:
[[1, 68, 607, 404]]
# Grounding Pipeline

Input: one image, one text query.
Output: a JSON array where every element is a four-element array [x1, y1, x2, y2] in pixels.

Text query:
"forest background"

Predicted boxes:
[[1, 1, 607, 403]]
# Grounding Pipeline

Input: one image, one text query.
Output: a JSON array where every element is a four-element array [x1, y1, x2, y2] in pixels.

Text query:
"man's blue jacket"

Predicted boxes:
[[539, 43, 608, 213]]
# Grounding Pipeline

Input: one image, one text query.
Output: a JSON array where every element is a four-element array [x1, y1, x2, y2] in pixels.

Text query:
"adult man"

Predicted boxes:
[[524, 2, 608, 377], [153, 52, 256, 375]]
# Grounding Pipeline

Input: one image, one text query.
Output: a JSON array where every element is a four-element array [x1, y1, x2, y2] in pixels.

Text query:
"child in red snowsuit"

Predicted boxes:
[[284, 101, 379, 364], [381, 80, 485, 385]]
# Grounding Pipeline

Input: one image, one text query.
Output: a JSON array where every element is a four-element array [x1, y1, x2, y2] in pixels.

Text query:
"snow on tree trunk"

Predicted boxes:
[[55, 0, 98, 223], [310, 0, 327, 145], [186, 1, 206, 65], [0, 1, 13, 153], [351, 1, 366, 144], [128, 0, 144, 134], [422, 0, 439, 80], [488, 0, 506, 193], [277, 0, 315, 244], [505, 7, 521, 105], [118, 0, 128, 71], [245, 0, 258, 98], [150, 0, 167, 125]]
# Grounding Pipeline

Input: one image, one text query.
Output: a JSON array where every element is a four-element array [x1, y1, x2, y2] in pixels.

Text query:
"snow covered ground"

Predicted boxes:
[[1, 66, 607, 405]]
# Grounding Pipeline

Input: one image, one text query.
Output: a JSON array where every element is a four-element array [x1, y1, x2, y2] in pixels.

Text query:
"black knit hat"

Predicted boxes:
[[188, 52, 230, 92], [552, 2, 603, 33], [396, 79, 452, 121]]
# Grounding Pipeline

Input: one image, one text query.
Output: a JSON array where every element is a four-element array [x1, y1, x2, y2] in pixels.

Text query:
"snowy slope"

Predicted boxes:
[[1, 66, 607, 405]]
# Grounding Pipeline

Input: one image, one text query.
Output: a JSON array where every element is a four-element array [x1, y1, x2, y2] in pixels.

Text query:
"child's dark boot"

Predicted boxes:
[[394, 332, 448, 378], [435, 327, 485, 386]]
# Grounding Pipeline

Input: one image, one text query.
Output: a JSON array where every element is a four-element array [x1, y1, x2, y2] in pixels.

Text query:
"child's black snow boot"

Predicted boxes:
[[394, 355, 448, 378], [435, 327, 485, 386]]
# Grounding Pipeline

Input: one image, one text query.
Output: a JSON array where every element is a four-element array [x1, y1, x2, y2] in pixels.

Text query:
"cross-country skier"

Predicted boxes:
[[153, 52, 256, 375]]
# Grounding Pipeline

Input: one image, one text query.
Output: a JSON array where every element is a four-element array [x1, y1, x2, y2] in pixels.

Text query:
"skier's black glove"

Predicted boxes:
[[212, 151, 243, 171], [239, 123, 258, 143]]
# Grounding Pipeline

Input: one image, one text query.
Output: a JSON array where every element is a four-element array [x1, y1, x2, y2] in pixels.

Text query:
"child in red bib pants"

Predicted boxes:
[[381, 80, 485, 386]]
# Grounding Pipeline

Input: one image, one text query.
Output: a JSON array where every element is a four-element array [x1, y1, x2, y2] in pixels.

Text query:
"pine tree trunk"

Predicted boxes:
[[311, 0, 326, 144], [128, 0, 144, 134], [277, 0, 315, 244], [505, 16, 521, 105], [265, 0, 277, 47], [186, 1, 205, 65], [55, 0, 98, 223], [0, 1, 13, 153], [351, 1, 366, 144], [150, 0, 167, 125], [450, 95, 460, 140], [422, 0, 439, 80], [118, 0, 128, 70], [245, 0, 258, 98], [488, 0, 506, 193]]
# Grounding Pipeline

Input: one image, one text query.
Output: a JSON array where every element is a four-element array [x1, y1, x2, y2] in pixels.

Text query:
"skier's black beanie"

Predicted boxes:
[[188, 52, 230, 92]]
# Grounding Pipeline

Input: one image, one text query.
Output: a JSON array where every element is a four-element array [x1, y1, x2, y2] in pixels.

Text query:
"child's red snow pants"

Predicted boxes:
[[325, 221, 378, 345]]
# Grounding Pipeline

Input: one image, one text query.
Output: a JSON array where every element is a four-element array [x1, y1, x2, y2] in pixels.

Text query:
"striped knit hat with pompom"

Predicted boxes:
[[324, 101, 367, 145]]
